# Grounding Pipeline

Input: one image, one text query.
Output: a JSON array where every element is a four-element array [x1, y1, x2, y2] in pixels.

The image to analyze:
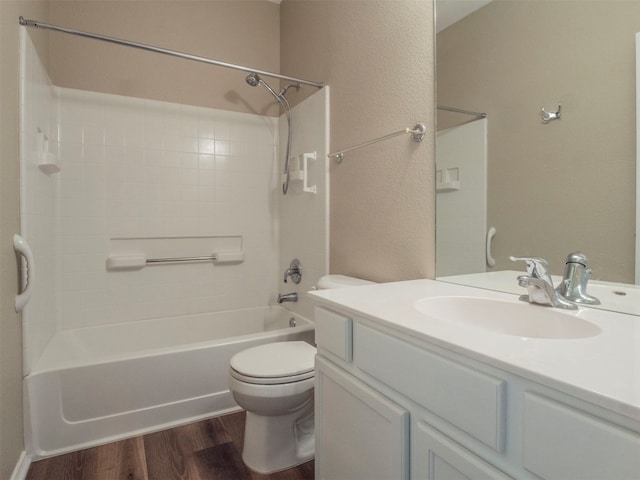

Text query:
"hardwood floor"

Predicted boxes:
[[26, 411, 314, 480]]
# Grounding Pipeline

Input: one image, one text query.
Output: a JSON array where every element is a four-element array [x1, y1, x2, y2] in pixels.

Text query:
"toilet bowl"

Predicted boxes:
[[228, 274, 373, 473], [228, 341, 316, 473]]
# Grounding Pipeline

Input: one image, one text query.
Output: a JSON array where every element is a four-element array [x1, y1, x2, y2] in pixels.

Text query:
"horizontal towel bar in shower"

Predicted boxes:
[[328, 123, 426, 163], [437, 105, 487, 119], [106, 251, 244, 271], [147, 255, 218, 264], [18, 16, 324, 89]]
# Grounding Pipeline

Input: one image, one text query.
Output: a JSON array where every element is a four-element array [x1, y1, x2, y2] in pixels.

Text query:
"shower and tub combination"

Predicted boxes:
[[17, 18, 329, 459]]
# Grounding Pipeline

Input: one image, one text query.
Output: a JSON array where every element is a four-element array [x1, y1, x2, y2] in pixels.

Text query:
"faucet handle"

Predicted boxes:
[[564, 251, 588, 267], [284, 259, 302, 284], [509, 256, 550, 277]]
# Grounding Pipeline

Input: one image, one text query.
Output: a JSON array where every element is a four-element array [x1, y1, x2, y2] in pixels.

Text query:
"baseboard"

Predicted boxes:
[[10, 450, 32, 480]]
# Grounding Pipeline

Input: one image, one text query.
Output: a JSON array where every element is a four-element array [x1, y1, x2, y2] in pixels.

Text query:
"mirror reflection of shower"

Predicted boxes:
[[245, 73, 300, 195]]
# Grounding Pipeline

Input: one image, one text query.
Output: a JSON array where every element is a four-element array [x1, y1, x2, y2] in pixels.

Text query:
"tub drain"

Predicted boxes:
[[289, 317, 297, 327]]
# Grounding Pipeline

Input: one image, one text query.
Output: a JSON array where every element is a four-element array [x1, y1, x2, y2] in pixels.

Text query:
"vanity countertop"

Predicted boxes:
[[308, 279, 640, 421]]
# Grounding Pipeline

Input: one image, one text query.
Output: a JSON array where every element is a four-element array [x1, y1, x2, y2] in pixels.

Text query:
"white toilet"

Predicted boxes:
[[228, 274, 373, 474]]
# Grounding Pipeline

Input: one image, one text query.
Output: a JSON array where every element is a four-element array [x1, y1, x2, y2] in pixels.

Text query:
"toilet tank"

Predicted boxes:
[[316, 274, 374, 290]]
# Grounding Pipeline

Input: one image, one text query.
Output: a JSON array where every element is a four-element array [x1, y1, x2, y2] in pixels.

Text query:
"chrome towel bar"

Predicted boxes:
[[146, 255, 217, 264], [328, 123, 426, 163], [106, 251, 244, 270]]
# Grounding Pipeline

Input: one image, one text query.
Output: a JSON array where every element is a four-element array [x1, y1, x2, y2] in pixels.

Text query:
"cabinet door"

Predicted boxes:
[[416, 422, 513, 480], [315, 356, 409, 480], [522, 393, 640, 480]]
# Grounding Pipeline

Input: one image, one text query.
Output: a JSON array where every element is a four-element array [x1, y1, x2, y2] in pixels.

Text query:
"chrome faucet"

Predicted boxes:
[[556, 252, 600, 305], [510, 256, 577, 310], [277, 292, 298, 304]]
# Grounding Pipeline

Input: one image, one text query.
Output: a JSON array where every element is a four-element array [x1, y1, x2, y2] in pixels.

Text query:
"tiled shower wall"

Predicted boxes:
[[55, 89, 280, 331], [19, 30, 58, 374]]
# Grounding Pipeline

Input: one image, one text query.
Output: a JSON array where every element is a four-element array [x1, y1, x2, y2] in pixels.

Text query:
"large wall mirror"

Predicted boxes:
[[435, 0, 640, 315]]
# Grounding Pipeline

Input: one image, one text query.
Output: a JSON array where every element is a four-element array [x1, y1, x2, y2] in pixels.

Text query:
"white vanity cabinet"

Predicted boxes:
[[314, 305, 640, 480], [315, 356, 409, 480]]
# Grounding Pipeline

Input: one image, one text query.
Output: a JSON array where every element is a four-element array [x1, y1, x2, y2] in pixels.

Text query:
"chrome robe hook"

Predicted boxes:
[[540, 103, 561, 123]]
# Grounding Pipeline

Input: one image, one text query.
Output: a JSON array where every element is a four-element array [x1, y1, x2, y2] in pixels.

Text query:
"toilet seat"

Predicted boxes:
[[230, 341, 316, 385], [230, 368, 314, 385]]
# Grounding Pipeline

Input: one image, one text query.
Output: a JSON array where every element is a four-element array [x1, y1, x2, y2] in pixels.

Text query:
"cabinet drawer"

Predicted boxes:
[[315, 307, 353, 362], [522, 393, 640, 480], [355, 323, 506, 451]]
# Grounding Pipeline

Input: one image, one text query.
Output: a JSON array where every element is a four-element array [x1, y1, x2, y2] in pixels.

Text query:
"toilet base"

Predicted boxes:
[[242, 399, 315, 474]]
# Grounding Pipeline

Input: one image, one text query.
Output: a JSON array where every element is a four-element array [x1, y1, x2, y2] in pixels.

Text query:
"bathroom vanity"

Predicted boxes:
[[309, 280, 640, 480]]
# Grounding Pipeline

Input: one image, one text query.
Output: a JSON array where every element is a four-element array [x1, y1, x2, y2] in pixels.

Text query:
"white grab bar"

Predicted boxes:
[[14, 234, 35, 312], [486, 227, 496, 268]]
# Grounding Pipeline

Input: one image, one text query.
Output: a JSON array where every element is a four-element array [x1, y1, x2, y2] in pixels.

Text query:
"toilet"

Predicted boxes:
[[228, 274, 373, 474]]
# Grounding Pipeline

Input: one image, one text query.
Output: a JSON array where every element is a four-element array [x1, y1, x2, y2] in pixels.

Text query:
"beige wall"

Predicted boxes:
[[437, 1, 636, 282], [49, 0, 281, 115], [0, 2, 49, 477], [281, 0, 436, 282]]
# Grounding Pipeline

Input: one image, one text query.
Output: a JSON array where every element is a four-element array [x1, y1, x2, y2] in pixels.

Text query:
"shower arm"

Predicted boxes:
[[18, 16, 324, 89]]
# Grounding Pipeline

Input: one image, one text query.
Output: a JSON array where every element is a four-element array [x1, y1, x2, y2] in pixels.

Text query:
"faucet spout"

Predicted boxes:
[[277, 292, 298, 304]]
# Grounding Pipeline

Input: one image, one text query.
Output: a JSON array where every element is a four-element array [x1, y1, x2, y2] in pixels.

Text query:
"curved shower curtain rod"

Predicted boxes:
[[18, 16, 324, 89]]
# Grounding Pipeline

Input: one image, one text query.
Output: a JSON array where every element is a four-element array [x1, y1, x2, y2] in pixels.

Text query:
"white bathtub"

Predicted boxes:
[[25, 306, 314, 458]]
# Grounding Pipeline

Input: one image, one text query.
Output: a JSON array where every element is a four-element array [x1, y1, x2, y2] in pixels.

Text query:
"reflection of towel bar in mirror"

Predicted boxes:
[[106, 252, 244, 271], [328, 123, 426, 163], [437, 105, 487, 127], [437, 105, 486, 118]]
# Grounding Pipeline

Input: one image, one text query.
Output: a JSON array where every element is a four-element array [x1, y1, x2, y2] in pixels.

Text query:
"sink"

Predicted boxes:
[[414, 296, 601, 339]]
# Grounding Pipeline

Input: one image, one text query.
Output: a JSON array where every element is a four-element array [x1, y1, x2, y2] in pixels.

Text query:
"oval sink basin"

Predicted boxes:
[[414, 296, 601, 339]]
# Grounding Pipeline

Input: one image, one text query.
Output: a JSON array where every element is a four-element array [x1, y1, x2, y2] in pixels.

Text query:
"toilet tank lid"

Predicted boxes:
[[316, 274, 375, 289], [230, 341, 316, 378]]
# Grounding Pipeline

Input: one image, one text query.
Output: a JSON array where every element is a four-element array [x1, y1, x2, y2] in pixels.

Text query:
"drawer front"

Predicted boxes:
[[315, 307, 353, 362], [522, 393, 640, 480], [355, 322, 506, 451]]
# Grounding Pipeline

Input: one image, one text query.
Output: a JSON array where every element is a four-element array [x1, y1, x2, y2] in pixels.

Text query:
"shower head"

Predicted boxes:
[[245, 72, 260, 87], [245, 73, 284, 110], [245, 72, 294, 195]]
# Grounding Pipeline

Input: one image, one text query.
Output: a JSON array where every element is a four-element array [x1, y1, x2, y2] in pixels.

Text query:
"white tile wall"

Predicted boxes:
[[436, 118, 488, 277], [55, 89, 281, 329], [279, 88, 330, 320], [19, 29, 58, 374]]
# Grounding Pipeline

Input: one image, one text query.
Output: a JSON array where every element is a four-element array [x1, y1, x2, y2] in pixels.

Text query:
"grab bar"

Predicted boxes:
[[328, 123, 426, 163], [106, 251, 244, 270], [146, 255, 217, 264], [14, 234, 35, 312]]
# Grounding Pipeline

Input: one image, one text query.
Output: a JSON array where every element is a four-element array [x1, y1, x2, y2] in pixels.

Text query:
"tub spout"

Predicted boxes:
[[277, 292, 298, 304]]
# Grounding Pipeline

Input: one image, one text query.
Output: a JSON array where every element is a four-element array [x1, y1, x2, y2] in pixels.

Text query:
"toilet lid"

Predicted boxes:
[[230, 341, 316, 379]]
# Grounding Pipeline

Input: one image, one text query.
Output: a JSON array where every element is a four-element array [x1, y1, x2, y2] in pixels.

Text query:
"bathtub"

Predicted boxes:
[[25, 306, 314, 458]]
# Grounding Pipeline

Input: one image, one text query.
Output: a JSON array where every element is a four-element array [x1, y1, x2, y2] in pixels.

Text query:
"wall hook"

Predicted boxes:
[[540, 103, 561, 123]]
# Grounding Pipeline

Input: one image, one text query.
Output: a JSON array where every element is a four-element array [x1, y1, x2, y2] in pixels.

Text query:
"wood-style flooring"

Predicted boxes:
[[26, 411, 314, 480]]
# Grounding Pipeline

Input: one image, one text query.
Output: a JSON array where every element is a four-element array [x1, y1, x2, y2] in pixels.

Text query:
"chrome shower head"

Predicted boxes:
[[245, 73, 260, 87]]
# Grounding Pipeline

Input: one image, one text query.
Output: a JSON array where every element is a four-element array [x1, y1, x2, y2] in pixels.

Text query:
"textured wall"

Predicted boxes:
[[49, 0, 281, 115], [0, 1, 49, 477], [281, 0, 436, 282], [437, 1, 637, 283]]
